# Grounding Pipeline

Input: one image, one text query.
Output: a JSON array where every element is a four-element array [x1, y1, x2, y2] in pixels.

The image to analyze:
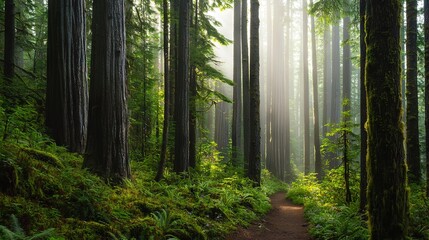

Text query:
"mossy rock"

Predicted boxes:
[[19, 147, 64, 169]]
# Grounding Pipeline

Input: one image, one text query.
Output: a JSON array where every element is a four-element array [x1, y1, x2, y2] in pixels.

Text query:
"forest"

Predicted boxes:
[[0, 0, 429, 239]]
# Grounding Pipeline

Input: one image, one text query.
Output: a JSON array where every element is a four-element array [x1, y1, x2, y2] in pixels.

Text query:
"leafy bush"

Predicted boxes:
[[288, 172, 369, 240]]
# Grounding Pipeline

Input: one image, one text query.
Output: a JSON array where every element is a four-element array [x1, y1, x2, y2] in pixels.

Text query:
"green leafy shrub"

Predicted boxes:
[[288, 172, 369, 240]]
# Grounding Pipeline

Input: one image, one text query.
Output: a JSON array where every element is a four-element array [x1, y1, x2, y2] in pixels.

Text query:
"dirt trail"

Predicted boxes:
[[226, 192, 313, 240]]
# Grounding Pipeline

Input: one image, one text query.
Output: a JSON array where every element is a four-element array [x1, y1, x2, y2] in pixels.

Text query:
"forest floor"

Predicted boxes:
[[226, 192, 313, 240]]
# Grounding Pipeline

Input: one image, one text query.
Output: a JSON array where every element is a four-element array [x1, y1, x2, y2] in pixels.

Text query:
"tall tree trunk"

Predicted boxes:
[[265, 0, 273, 175], [425, 0, 429, 198], [406, 0, 421, 183], [359, 0, 368, 214], [248, 0, 260, 186], [242, 0, 251, 170], [310, 0, 321, 179], [343, 15, 351, 111], [174, 0, 191, 172], [155, 0, 169, 182], [189, 0, 199, 169], [330, 24, 341, 169], [3, 0, 15, 103], [232, 0, 242, 166], [46, 0, 88, 154], [284, 0, 291, 182], [366, 0, 409, 238], [303, 0, 310, 175], [84, 0, 130, 182], [322, 27, 331, 138]]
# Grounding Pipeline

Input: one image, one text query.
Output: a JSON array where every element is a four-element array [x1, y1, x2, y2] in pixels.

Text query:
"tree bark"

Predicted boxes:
[[366, 0, 409, 238], [232, 0, 242, 166], [242, 0, 251, 170], [359, 0, 368, 214], [189, 0, 199, 169], [248, 0, 260, 186], [3, 0, 15, 102], [406, 0, 421, 183], [46, 0, 88, 154], [303, 0, 310, 175], [322, 27, 331, 138], [155, 0, 169, 182], [174, 0, 191, 173], [425, 0, 429, 198], [84, 0, 130, 182], [330, 23, 341, 169], [310, 0, 321, 179]]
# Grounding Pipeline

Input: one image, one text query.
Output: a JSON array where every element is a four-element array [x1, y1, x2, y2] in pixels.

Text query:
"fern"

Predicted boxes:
[[0, 215, 55, 240]]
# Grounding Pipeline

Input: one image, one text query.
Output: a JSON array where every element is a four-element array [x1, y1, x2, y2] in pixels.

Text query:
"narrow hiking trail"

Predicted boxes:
[[227, 192, 313, 240]]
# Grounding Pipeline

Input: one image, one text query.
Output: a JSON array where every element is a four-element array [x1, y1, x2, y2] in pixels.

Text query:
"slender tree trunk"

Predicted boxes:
[[284, 0, 291, 182], [322, 27, 331, 138], [425, 0, 429, 198], [343, 15, 351, 111], [265, 0, 273, 174], [303, 0, 310, 175], [310, 0, 321, 179], [359, 0, 368, 214], [3, 0, 15, 103], [366, 0, 409, 238], [248, 0, 260, 186], [155, 0, 169, 182], [232, 0, 242, 166], [174, 0, 191, 173], [242, 0, 251, 170], [189, 0, 199, 169], [330, 24, 341, 169], [84, 0, 130, 182], [406, 0, 421, 183]]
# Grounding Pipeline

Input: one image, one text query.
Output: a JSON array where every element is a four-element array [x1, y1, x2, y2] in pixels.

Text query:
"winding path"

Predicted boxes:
[[226, 192, 313, 240]]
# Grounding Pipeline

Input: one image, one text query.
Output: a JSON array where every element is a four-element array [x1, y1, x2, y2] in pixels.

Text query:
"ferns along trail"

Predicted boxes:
[[1, 0, 429, 239]]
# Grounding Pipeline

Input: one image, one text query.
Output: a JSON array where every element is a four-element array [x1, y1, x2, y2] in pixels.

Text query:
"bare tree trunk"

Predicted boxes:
[[406, 0, 421, 183], [322, 27, 331, 138], [232, 0, 242, 166], [242, 0, 251, 170], [84, 0, 130, 182], [310, 0, 321, 179], [248, 0, 260, 186], [46, 0, 88, 154], [330, 24, 341, 169], [303, 0, 310, 175], [174, 0, 191, 172], [3, 0, 15, 103], [155, 0, 169, 182]]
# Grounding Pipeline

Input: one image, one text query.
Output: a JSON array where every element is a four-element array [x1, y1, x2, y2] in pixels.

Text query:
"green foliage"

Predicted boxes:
[[0, 214, 55, 240], [0, 131, 284, 239], [288, 173, 369, 240]]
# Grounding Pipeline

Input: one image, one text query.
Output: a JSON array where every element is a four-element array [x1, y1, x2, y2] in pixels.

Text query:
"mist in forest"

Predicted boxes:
[[211, 0, 360, 177]]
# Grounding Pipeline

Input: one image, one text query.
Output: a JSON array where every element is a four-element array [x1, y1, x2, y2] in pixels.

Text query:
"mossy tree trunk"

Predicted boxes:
[[406, 0, 421, 183], [359, 0, 368, 214], [424, 0, 429, 197], [84, 0, 130, 182], [365, 0, 409, 238], [46, 0, 88, 154], [248, 0, 260, 186]]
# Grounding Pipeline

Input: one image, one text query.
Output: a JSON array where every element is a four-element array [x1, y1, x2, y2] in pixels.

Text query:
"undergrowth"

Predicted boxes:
[[288, 171, 429, 240], [0, 113, 286, 240]]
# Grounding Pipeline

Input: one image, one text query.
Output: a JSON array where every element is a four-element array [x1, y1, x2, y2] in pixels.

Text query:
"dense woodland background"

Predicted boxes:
[[0, 0, 429, 239]]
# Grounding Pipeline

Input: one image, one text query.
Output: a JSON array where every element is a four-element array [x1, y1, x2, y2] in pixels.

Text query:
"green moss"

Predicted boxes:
[[20, 147, 64, 169]]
